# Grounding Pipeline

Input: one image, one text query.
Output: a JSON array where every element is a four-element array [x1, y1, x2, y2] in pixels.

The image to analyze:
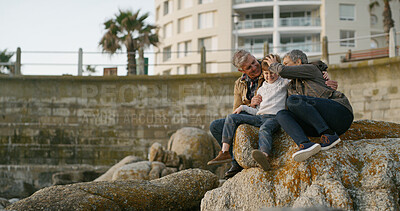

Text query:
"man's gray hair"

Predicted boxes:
[[284, 49, 308, 64], [232, 49, 252, 70]]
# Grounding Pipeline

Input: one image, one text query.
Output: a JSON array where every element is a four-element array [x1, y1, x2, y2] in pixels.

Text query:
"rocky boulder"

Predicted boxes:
[[95, 155, 143, 181], [6, 169, 219, 211], [201, 120, 400, 210], [168, 127, 220, 171]]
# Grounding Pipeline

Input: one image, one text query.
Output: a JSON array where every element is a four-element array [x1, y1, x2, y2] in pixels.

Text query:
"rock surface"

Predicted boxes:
[[7, 169, 218, 211], [168, 127, 220, 171], [95, 155, 143, 181], [201, 120, 400, 210]]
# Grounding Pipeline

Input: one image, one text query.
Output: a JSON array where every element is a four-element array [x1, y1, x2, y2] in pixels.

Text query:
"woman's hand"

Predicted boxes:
[[233, 105, 243, 114], [322, 71, 329, 80], [326, 80, 338, 90], [264, 55, 278, 66]]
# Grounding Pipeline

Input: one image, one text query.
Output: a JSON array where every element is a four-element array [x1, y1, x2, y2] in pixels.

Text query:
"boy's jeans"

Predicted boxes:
[[221, 113, 280, 156]]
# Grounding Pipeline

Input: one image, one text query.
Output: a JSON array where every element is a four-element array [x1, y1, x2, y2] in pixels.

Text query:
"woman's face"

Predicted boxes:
[[263, 70, 279, 84], [283, 57, 302, 66]]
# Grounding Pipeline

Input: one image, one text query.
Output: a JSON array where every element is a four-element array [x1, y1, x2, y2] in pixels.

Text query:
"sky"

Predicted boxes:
[[0, 0, 155, 76]]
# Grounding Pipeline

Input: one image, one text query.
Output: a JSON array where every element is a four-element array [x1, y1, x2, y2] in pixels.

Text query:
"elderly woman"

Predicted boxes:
[[265, 49, 354, 162]]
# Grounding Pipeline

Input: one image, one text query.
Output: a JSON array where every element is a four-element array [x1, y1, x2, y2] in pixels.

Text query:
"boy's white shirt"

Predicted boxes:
[[240, 77, 290, 115]]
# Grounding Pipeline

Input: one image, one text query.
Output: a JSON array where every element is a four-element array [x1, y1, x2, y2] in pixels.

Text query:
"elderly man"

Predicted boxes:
[[210, 50, 337, 178]]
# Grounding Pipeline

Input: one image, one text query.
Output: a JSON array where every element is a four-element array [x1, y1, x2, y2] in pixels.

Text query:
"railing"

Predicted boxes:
[[2, 30, 398, 76], [280, 42, 321, 53], [237, 19, 273, 30], [234, 0, 272, 4], [236, 17, 320, 30], [280, 17, 320, 27]]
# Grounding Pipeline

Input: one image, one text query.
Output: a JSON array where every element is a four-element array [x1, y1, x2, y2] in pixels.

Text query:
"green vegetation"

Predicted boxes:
[[0, 49, 14, 74], [99, 9, 159, 75]]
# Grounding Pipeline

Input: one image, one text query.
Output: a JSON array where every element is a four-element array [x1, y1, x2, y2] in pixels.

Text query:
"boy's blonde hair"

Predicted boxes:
[[261, 54, 281, 72]]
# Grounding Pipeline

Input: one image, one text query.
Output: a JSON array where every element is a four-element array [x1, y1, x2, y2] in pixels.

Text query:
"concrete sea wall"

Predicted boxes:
[[0, 57, 399, 196]]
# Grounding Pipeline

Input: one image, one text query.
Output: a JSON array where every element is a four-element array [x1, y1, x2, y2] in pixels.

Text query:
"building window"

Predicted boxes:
[[156, 6, 160, 21], [370, 14, 378, 25], [163, 0, 173, 16], [179, 0, 193, 9], [198, 36, 217, 50], [340, 30, 355, 47], [339, 4, 355, 21], [371, 39, 378, 49], [198, 11, 214, 29], [178, 40, 192, 58], [163, 22, 173, 38], [199, 0, 213, 4], [163, 46, 172, 61], [178, 16, 193, 33]]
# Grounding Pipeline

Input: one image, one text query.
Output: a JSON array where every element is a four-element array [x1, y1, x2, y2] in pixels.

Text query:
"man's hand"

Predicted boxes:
[[250, 94, 262, 108], [233, 106, 242, 114], [326, 80, 338, 90], [264, 55, 278, 66]]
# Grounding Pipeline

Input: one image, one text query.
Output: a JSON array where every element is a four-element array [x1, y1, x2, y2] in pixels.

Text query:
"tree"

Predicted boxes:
[[99, 9, 159, 75], [0, 49, 14, 74], [370, 0, 396, 42]]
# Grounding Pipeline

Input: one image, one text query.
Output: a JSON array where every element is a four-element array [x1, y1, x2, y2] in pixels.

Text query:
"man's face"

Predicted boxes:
[[283, 57, 301, 66], [239, 55, 261, 79]]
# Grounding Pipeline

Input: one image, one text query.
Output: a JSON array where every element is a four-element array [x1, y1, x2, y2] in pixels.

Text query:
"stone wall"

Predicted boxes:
[[0, 57, 399, 196], [330, 57, 400, 123], [0, 73, 236, 194]]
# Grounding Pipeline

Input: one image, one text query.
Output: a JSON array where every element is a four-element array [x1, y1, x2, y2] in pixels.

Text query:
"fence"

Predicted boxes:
[[2, 28, 399, 76]]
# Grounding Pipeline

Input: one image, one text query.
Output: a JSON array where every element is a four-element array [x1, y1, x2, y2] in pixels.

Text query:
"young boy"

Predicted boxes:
[[207, 55, 290, 171]]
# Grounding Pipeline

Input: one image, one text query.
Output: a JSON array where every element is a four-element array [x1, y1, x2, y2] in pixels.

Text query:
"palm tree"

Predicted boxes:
[[0, 49, 14, 74], [370, 0, 396, 42], [136, 23, 159, 75], [99, 9, 158, 75]]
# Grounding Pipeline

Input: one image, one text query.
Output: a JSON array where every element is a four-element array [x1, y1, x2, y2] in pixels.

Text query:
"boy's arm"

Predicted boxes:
[[236, 105, 258, 115]]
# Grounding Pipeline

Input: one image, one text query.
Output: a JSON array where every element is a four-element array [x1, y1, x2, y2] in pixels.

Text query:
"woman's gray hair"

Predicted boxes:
[[232, 49, 252, 70], [284, 49, 308, 64]]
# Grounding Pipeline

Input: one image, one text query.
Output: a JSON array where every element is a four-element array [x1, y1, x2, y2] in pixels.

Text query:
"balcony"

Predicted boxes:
[[279, 42, 321, 53], [280, 17, 320, 27], [237, 18, 273, 30], [234, 0, 272, 4]]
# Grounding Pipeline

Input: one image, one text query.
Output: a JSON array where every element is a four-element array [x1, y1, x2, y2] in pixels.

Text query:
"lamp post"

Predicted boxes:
[[232, 13, 240, 50]]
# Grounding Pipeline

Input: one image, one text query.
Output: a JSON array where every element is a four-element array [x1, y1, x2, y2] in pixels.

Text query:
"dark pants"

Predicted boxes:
[[209, 111, 250, 166], [276, 95, 353, 146], [221, 113, 280, 156]]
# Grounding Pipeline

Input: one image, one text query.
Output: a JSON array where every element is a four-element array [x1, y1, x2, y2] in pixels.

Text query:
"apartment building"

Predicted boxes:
[[154, 0, 400, 75]]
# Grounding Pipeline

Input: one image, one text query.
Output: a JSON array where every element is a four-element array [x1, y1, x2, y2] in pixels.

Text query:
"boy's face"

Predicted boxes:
[[263, 70, 279, 84]]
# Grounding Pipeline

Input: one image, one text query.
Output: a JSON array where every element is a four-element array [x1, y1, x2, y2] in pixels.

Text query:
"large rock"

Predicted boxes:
[[201, 120, 400, 210], [6, 169, 219, 211], [95, 155, 143, 182], [149, 142, 181, 167], [168, 127, 220, 170]]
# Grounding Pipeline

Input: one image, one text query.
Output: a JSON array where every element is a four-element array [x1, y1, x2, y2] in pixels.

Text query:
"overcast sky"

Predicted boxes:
[[0, 0, 155, 75]]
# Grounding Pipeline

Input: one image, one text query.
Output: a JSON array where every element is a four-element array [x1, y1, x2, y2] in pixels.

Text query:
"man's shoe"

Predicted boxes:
[[251, 150, 270, 171], [207, 151, 232, 165], [292, 142, 321, 162], [320, 133, 341, 151], [224, 163, 243, 179]]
